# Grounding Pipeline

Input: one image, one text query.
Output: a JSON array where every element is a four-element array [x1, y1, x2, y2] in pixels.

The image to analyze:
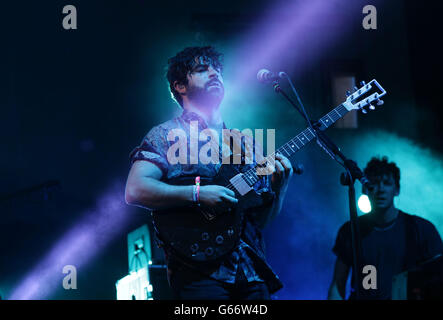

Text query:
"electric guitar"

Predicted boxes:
[[152, 79, 387, 262]]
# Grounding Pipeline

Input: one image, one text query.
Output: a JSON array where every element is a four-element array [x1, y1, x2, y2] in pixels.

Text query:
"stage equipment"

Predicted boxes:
[[392, 254, 443, 300], [116, 224, 170, 299]]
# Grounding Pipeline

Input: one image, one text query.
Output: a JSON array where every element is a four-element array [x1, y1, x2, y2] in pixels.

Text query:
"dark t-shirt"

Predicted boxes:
[[333, 211, 443, 299]]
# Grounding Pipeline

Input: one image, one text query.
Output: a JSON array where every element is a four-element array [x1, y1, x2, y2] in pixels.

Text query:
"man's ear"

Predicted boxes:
[[174, 81, 187, 95], [394, 186, 400, 197]]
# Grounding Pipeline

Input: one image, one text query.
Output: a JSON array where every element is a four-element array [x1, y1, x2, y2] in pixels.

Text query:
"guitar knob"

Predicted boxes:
[[227, 228, 234, 237], [201, 232, 209, 241], [346, 90, 351, 97], [361, 109, 368, 114], [215, 235, 224, 244], [205, 247, 214, 256], [294, 163, 304, 175], [353, 86, 358, 92], [369, 104, 375, 110], [376, 99, 384, 106], [360, 81, 366, 86], [190, 243, 199, 253]]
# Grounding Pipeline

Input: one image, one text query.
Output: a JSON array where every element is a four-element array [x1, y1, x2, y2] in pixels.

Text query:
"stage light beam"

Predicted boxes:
[[9, 181, 130, 300]]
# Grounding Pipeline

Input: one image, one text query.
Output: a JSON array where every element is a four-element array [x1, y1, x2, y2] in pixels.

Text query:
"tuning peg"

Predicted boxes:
[[376, 99, 384, 106], [346, 90, 351, 97], [360, 81, 366, 87], [369, 104, 375, 110], [361, 108, 368, 114], [353, 86, 358, 92]]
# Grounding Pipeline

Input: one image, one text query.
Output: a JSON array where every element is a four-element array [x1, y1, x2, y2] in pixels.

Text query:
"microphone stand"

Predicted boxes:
[[272, 79, 364, 300]]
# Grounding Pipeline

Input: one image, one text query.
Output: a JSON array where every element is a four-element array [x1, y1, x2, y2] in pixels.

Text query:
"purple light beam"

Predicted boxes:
[[10, 181, 130, 300], [225, 0, 380, 103]]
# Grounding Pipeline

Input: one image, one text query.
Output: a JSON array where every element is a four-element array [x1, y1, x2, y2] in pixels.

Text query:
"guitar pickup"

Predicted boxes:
[[229, 173, 253, 196]]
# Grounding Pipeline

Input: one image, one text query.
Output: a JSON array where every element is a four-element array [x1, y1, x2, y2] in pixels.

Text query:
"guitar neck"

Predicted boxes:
[[241, 103, 349, 185], [275, 103, 348, 158]]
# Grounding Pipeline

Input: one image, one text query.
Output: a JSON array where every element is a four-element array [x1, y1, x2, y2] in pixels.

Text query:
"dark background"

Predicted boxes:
[[1, 0, 442, 299]]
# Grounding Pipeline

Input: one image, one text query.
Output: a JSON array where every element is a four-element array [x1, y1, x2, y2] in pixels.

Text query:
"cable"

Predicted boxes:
[[280, 72, 347, 170], [280, 72, 317, 137]]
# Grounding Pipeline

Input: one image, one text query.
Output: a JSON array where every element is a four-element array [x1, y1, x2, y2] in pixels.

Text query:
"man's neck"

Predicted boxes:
[[372, 205, 399, 225], [183, 102, 223, 128]]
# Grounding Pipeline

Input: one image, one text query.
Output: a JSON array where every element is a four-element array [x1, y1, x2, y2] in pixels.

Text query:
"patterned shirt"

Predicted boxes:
[[129, 110, 283, 293]]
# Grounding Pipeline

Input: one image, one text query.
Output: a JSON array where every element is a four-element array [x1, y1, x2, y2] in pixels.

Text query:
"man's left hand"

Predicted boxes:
[[271, 153, 293, 194]]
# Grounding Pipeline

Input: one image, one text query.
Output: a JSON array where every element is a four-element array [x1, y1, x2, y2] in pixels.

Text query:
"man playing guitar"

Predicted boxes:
[[125, 46, 293, 300]]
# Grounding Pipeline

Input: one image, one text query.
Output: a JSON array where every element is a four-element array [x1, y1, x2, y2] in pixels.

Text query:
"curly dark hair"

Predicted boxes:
[[363, 156, 400, 189], [166, 46, 224, 107]]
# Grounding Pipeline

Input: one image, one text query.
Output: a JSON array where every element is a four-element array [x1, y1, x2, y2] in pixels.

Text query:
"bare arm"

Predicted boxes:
[[327, 257, 351, 300], [125, 160, 238, 210], [125, 160, 193, 210]]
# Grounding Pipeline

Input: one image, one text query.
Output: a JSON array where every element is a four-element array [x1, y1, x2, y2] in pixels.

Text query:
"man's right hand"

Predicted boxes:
[[198, 185, 238, 208], [126, 160, 239, 211]]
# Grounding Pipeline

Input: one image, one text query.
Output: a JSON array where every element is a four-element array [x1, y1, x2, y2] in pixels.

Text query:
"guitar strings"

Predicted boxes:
[[224, 103, 353, 193]]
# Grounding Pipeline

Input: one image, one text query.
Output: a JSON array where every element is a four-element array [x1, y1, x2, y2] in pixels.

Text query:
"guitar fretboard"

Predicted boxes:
[[239, 103, 349, 187]]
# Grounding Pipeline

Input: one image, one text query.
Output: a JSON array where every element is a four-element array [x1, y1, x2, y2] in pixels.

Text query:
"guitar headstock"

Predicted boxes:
[[342, 79, 387, 114]]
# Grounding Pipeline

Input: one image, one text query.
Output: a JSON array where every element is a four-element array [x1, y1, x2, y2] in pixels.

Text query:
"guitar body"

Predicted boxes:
[[151, 164, 265, 262]]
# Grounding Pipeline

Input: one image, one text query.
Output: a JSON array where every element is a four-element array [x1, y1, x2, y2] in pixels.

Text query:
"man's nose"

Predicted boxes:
[[207, 66, 219, 78], [376, 183, 386, 192]]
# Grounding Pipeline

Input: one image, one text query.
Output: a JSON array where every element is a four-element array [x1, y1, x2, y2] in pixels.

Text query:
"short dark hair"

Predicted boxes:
[[166, 46, 224, 107], [363, 156, 400, 189]]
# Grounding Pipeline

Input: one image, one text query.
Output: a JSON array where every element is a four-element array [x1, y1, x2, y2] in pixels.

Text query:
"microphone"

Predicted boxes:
[[359, 175, 371, 189], [257, 69, 285, 83], [343, 159, 372, 189]]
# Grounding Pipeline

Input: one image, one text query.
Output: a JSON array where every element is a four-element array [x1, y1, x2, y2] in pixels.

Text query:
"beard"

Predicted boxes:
[[186, 80, 224, 107]]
